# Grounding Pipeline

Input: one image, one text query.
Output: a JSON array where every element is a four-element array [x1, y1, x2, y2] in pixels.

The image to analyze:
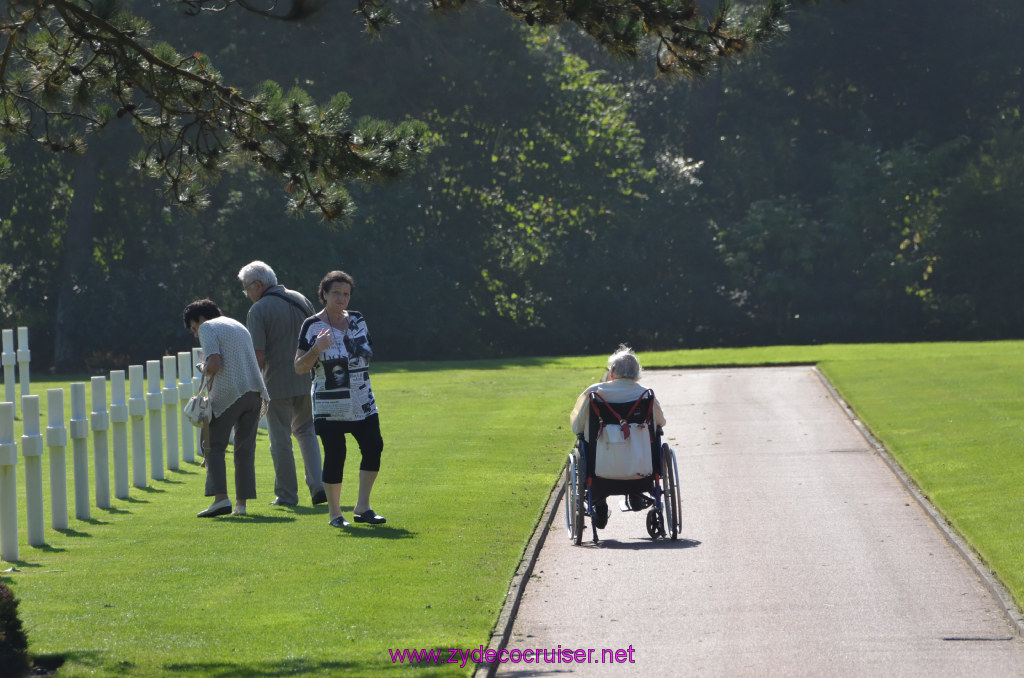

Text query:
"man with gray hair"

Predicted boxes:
[[239, 260, 326, 506]]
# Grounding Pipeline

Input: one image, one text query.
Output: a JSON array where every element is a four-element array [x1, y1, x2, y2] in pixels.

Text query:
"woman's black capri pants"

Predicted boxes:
[[315, 414, 383, 484]]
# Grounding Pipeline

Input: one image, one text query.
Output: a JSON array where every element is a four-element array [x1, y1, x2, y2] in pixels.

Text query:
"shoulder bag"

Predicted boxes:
[[183, 371, 214, 428]]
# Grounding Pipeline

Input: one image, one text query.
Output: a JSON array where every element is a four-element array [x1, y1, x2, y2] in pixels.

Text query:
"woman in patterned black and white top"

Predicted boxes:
[[294, 270, 386, 528]]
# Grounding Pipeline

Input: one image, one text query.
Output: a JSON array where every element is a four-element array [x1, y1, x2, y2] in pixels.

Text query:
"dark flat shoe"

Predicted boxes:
[[591, 503, 610, 529], [311, 490, 328, 505], [329, 515, 350, 528], [197, 499, 232, 518], [353, 509, 386, 525]]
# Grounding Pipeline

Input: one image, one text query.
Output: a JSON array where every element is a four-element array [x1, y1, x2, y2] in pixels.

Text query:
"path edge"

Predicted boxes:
[[813, 366, 1024, 636], [473, 469, 565, 677]]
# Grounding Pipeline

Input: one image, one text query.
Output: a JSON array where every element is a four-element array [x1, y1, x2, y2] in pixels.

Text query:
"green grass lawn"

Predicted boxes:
[[2, 361, 597, 677], [2, 342, 1024, 676]]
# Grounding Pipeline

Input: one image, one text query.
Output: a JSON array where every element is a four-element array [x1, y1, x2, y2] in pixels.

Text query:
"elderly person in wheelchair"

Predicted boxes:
[[566, 345, 679, 543]]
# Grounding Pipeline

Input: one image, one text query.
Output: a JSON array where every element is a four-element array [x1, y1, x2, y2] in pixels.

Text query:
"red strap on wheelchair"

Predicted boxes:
[[589, 389, 654, 439]]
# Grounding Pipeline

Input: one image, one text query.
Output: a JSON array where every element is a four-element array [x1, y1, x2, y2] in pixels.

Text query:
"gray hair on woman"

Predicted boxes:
[[607, 344, 642, 380], [237, 260, 277, 288]]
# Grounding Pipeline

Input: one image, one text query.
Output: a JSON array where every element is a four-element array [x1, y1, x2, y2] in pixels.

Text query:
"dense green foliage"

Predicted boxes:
[[0, 0, 780, 222], [691, 1, 1024, 344], [2, 0, 1023, 371]]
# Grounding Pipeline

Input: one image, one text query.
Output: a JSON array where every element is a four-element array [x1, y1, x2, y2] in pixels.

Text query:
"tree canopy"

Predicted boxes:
[[3, 0, 1023, 371], [1, 0, 786, 220]]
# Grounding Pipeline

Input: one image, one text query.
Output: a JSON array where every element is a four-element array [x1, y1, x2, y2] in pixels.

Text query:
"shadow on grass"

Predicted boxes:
[[28, 542, 68, 555], [131, 485, 166, 494], [36, 651, 124, 677], [30, 654, 64, 677], [162, 659, 356, 677], [54, 653, 368, 678], [167, 467, 201, 477], [54, 517, 111, 538], [0, 544, 71, 568], [57, 652, 467, 677], [338, 525, 414, 540], [271, 506, 328, 517], [77, 517, 111, 527], [1, 557, 48, 572], [98, 505, 132, 515], [54, 526, 92, 538], [219, 515, 297, 524]]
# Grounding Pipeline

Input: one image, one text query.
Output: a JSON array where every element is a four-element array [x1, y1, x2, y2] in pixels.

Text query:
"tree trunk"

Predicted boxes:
[[53, 150, 100, 372]]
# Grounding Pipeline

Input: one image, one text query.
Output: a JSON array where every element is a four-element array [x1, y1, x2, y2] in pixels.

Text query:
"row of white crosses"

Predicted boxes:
[[0, 328, 205, 562]]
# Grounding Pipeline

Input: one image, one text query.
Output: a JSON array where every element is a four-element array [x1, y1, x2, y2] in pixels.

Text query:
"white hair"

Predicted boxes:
[[237, 260, 277, 287], [607, 344, 641, 380]]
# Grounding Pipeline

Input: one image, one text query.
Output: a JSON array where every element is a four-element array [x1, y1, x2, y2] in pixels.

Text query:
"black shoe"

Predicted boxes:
[[269, 497, 297, 507], [592, 503, 610, 529], [353, 509, 386, 525], [311, 489, 328, 505], [625, 492, 654, 512]]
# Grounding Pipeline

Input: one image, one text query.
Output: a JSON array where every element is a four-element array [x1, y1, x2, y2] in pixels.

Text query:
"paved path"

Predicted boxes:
[[494, 367, 1024, 677]]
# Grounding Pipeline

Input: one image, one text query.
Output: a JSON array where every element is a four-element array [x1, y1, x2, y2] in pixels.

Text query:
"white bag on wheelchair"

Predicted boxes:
[[595, 423, 653, 480]]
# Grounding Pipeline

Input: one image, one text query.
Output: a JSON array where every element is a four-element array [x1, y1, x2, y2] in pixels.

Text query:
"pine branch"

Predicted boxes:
[[1, 1, 428, 221], [1, 0, 786, 221]]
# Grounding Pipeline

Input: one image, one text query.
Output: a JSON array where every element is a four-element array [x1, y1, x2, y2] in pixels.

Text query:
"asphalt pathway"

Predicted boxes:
[[491, 366, 1024, 677]]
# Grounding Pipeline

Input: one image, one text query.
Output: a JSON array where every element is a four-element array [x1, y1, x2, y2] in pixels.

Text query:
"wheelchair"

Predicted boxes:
[[564, 389, 681, 544]]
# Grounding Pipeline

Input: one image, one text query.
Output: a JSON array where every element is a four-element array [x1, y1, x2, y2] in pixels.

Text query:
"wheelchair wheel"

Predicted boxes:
[[661, 443, 681, 540], [564, 449, 585, 545], [646, 506, 664, 539]]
